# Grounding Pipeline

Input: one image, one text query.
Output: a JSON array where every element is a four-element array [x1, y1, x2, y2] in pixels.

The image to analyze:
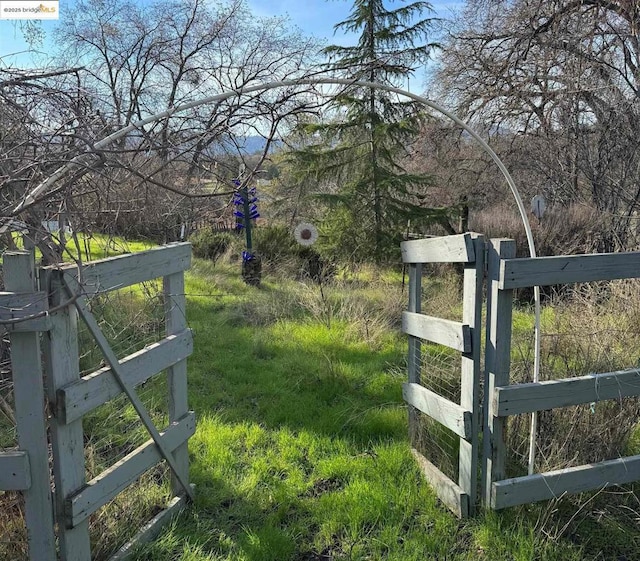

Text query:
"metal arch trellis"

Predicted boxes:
[[10, 76, 544, 476]]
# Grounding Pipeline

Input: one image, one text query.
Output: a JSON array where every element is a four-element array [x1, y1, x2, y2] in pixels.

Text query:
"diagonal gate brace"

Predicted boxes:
[[62, 277, 195, 502]]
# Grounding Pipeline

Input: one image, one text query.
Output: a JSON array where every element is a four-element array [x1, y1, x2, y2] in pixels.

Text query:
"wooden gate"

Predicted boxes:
[[401, 233, 484, 517], [404, 235, 640, 514], [0, 243, 194, 561], [482, 240, 640, 509]]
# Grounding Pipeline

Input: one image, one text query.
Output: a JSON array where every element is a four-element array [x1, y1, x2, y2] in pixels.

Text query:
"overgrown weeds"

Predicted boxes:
[[3, 240, 640, 560], [471, 203, 611, 256], [157, 256, 636, 560], [507, 280, 640, 475]]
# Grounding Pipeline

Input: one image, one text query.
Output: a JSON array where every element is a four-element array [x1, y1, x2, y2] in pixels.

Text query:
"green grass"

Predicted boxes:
[[122, 257, 635, 561], [4, 241, 639, 560]]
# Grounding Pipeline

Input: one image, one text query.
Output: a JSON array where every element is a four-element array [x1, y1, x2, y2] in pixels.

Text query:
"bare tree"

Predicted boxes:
[[436, 0, 640, 250], [0, 66, 104, 259], [0, 0, 326, 253]]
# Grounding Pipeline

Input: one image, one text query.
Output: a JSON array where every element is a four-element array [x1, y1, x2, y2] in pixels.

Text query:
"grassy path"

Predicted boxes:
[[129, 259, 612, 561]]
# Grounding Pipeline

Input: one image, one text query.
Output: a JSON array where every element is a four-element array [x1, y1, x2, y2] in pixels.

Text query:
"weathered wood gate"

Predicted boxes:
[[484, 240, 640, 509], [401, 233, 485, 517], [0, 242, 194, 561], [404, 234, 640, 516]]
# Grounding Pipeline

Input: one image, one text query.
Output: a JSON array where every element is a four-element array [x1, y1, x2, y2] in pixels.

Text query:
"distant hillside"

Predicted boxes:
[[237, 136, 283, 155], [198, 135, 284, 156]]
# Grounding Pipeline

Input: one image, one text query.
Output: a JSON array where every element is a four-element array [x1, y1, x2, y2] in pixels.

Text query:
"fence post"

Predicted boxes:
[[41, 268, 92, 560], [164, 267, 190, 496], [407, 262, 422, 444], [4, 251, 57, 560], [458, 235, 485, 514], [482, 239, 516, 507]]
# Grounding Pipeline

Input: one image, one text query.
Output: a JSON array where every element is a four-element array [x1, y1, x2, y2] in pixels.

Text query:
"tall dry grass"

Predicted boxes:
[[507, 280, 640, 476], [226, 262, 406, 352], [471, 203, 609, 256]]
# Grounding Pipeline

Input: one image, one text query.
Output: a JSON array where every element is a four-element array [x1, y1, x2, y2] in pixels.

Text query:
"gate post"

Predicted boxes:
[[407, 262, 422, 443], [41, 268, 92, 560], [164, 267, 191, 497], [5, 251, 57, 560], [482, 239, 516, 507], [459, 234, 485, 513]]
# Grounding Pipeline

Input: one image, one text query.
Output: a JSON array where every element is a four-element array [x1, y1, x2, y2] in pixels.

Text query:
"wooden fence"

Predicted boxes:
[[483, 242, 640, 509], [403, 234, 640, 516], [0, 252, 56, 559], [0, 242, 194, 561], [401, 233, 485, 517]]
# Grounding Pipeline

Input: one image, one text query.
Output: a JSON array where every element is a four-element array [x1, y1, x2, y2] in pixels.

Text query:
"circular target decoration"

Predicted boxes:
[[294, 222, 318, 246]]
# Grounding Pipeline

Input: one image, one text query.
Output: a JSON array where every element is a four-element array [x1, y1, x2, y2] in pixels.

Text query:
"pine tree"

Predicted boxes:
[[293, 0, 445, 262]]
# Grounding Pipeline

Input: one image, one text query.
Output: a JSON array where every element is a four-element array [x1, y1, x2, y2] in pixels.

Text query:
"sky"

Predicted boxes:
[[0, 0, 463, 68], [248, 0, 462, 45]]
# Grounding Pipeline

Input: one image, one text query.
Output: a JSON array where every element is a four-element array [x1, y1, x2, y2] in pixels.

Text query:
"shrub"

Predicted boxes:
[[252, 224, 335, 281], [190, 229, 238, 261], [253, 224, 299, 263]]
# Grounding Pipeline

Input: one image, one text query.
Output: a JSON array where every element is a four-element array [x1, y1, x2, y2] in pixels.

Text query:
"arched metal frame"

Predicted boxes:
[[15, 77, 542, 475]]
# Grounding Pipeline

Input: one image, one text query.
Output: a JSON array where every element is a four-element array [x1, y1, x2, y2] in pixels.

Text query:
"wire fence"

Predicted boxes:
[[407, 268, 640, 516], [410, 270, 464, 485], [412, 347, 462, 483], [506, 280, 640, 479], [0, 271, 173, 561], [79, 281, 172, 560]]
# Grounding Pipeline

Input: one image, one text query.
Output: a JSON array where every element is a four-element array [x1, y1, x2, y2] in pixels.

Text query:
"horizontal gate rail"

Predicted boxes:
[[401, 232, 476, 263], [66, 412, 196, 527], [58, 329, 193, 424], [491, 454, 640, 509], [53, 242, 191, 295], [412, 449, 469, 518], [0, 451, 31, 490], [500, 251, 640, 289], [108, 489, 193, 561], [494, 368, 640, 416], [403, 382, 472, 439], [401, 311, 471, 352]]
